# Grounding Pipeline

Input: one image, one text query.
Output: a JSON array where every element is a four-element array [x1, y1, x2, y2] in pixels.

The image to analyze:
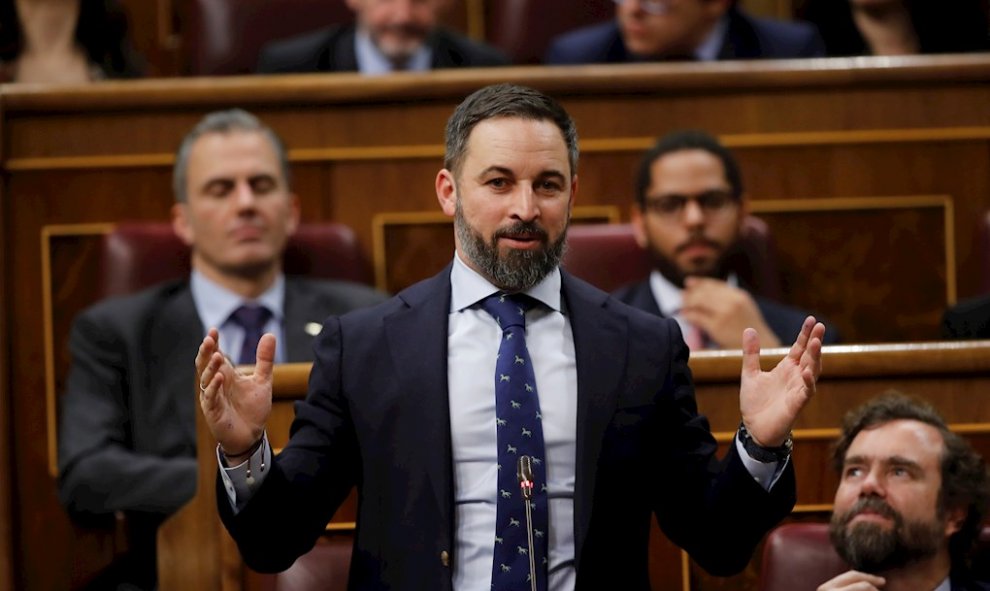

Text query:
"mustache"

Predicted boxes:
[[493, 221, 549, 243], [840, 497, 899, 525], [674, 235, 721, 254]]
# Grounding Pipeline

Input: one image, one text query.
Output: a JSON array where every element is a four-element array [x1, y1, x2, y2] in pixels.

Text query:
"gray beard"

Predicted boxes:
[[454, 200, 567, 293]]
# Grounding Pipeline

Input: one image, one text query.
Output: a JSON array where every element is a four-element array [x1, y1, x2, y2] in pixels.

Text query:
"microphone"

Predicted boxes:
[[517, 455, 537, 591]]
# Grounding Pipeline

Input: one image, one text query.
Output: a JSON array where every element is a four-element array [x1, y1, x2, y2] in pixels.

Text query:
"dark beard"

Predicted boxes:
[[454, 200, 567, 292], [645, 235, 738, 289], [829, 497, 944, 573]]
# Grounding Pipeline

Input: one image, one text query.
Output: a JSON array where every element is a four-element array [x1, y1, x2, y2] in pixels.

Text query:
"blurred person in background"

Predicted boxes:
[[803, 0, 990, 57], [544, 0, 825, 64], [257, 0, 508, 75], [0, 0, 143, 83]]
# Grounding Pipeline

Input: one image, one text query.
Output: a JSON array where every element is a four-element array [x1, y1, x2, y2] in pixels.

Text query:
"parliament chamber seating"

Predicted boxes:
[[100, 221, 373, 298], [759, 522, 990, 591], [562, 216, 780, 297], [483, 0, 613, 64], [183, 0, 353, 75]]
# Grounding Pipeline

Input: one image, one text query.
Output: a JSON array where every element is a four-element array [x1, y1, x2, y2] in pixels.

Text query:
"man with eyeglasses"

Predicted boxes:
[[616, 130, 839, 349], [545, 0, 824, 64]]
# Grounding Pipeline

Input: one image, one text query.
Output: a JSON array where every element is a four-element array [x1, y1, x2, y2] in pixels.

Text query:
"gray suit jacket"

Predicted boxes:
[[57, 276, 386, 589]]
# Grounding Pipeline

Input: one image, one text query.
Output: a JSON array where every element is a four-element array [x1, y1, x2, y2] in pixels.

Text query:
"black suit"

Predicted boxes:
[[544, 9, 825, 64], [613, 279, 840, 346], [942, 294, 990, 339], [57, 277, 386, 590], [257, 24, 509, 73], [219, 264, 795, 589]]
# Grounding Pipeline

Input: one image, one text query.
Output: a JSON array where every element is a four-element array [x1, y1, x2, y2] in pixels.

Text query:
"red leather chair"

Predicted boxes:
[[100, 221, 373, 298], [760, 522, 990, 591], [247, 535, 353, 591], [484, 0, 614, 64], [562, 216, 780, 297], [182, 0, 353, 75]]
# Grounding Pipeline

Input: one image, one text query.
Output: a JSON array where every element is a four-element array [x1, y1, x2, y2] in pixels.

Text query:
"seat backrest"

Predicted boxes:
[[484, 0, 614, 64], [183, 0, 354, 75], [100, 221, 372, 298], [562, 216, 780, 297], [760, 522, 990, 591], [759, 523, 848, 591], [256, 535, 352, 591]]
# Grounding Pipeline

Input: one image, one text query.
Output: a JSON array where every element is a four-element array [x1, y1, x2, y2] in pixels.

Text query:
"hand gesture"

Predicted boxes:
[[681, 277, 782, 348], [195, 327, 275, 459], [739, 316, 825, 447], [817, 570, 886, 590]]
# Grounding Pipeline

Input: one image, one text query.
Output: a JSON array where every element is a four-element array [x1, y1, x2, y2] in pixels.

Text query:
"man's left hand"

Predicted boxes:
[[739, 316, 825, 447]]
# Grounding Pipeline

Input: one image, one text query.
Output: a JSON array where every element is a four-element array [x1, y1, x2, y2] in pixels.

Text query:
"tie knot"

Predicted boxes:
[[229, 304, 272, 331], [481, 292, 532, 330]]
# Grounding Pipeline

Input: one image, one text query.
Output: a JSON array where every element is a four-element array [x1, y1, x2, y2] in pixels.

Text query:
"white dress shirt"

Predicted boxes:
[[190, 269, 287, 364], [354, 28, 432, 74]]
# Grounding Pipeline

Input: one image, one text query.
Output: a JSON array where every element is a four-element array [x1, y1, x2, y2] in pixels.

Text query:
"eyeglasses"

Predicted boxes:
[[612, 0, 671, 16], [641, 190, 737, 219]]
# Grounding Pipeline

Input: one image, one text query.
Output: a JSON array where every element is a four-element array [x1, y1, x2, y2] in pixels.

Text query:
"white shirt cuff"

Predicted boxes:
[[735, 435, 788, 491], [218, 433, 272, 513]]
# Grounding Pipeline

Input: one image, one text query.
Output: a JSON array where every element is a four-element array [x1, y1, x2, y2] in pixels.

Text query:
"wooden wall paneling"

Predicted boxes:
[[748, 195, 954, 343], [0, 97, 13, 591]]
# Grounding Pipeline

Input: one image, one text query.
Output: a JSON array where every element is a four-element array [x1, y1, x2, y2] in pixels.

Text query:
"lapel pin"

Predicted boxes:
[[304, 322, 323, 336]]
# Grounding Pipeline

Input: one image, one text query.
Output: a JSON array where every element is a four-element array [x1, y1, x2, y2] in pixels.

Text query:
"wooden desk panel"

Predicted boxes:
[[7, 57, 990, 589], [158, 342, 990, 591]]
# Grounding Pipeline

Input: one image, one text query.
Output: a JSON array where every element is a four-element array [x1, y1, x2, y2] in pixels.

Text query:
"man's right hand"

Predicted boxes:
[[195, 327, 275, 460], [817, 570, 886, 590]]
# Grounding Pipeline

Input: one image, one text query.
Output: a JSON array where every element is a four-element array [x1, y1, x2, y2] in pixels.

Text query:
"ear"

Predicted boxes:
[[569, 175, 579, 210], [436, 169, 457, 217], [944, 505, 967, 538], [630, 204, 649, 249], [171, 203, 195, 246], [285, 192, 301, 236]]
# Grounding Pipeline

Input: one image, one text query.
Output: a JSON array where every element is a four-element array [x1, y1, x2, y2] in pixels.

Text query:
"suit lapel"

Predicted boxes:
[[283, 279, 322, 363], [385, 266, 455, 531], [151, 285, 206, 446], [329, 25, 360, 71], [562, 273, 627, 566], [628, 280, 664, 317]]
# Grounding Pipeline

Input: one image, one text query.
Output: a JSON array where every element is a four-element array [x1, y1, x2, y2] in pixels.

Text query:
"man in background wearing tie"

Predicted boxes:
[[257, 0, 508, 75], [198, 84, 826, 589], [616, 129, 839, 350], [57, 109, 386, 591]]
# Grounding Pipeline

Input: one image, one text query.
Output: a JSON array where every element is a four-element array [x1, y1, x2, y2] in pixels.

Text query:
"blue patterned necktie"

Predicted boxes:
[[229, 305, 272, 365], [482, 292, 549, 591]]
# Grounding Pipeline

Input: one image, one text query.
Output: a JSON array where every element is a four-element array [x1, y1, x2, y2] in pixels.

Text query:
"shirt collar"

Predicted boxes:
[[190, 269, 285, 330], [694, 15, 729, 61], [449, 251, 562, 314], [354, 27, 432, 75], [649, 269, 738, 316]]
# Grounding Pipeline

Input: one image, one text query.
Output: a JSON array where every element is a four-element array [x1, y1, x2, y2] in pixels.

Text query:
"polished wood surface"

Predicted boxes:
[[6, 57, 990, 588], [158, 342, 990, 591]]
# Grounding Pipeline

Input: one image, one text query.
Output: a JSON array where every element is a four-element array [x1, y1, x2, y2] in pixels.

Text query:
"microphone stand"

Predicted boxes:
[[517, 455, 537, 591]]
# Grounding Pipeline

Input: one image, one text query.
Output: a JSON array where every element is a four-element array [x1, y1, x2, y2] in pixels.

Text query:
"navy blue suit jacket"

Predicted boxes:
[[219, 264, 796, 589], [613, 279, 840, 346], [257, 24, 509, 73], [544, 9, 824, 64]]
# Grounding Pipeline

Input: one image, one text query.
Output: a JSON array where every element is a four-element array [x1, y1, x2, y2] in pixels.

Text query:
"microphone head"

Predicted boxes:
[[517, 455, 534, 484]]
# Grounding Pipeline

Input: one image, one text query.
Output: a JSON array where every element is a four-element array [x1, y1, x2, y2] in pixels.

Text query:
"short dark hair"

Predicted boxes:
[[443, 83, 578, 178], [634, 129, 743, 207], [831, 391, 990, 567], [172, 109, 290, 203]]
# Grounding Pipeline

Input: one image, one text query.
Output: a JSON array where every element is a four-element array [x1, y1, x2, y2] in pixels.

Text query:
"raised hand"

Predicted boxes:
[[739, 316, 825, 447], [195, 327, 275, 460]]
